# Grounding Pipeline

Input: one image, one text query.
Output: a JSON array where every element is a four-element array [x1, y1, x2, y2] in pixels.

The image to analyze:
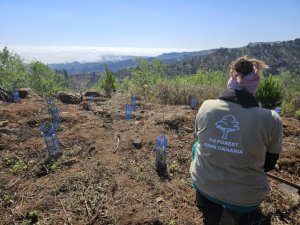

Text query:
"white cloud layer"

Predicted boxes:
[[1, 45, 197, 64]]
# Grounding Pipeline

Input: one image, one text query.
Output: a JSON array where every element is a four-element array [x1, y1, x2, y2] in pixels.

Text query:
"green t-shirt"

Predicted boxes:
[[190, 99, 282, 206]]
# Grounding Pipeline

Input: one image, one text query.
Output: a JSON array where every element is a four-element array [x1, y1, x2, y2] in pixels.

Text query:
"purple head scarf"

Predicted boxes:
[[227, 69, 260, 95]]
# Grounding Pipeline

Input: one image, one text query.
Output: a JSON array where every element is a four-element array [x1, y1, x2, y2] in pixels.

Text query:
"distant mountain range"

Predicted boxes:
[[165, 38, 300, 77], [50, 58, 138, 75], [50, 38, 300, 77], [49, 49, 217, 75]]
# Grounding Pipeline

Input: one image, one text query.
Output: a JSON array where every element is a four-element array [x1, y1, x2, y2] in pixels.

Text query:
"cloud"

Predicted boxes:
[[0, 45, 197, 64]]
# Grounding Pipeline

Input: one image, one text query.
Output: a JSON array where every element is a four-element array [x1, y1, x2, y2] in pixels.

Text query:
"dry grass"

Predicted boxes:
[[151, 82, 225, 106]]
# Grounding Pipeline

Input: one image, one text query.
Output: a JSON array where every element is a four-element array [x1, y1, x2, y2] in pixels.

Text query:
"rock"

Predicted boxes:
[[57, 92, 81, 104], [133, 121, 140, 125], [0, 120, 9, 127], [83, 90, 104, 97], [18, 88, 33, 98], [155, 197, 164, 203], [133, 137, 142, 149], [135, 115, 143, 120], [94, 108, 105, 115], [83, 90, 108, 102]]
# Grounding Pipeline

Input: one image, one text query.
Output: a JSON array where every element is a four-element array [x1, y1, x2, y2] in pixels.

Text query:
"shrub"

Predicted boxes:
[[93, 65, 117, 97], [281, 99, 296, 117], [256, 75, 284, 109], [0, 47, 29, 90], [28, 61, 67, 96], [152, 81, 224, 105], [175, 69, 227, 88], [0, 47, 67, 95], [129, 59, 167, 97]]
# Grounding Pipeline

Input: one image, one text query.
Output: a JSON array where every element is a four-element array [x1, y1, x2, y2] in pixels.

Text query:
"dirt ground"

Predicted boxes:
[[0, 92, 299, 225]]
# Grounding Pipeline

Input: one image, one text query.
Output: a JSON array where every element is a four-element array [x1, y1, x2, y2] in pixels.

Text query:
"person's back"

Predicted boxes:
[[190, 56, 283, 225], [191, 98, 282, 205]]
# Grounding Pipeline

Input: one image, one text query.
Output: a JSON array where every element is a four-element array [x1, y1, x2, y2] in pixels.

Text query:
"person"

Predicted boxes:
[[190, 56, 283, 225]]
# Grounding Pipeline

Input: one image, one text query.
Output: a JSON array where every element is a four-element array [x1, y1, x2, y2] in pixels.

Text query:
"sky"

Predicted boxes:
[[1, 0, 300, 63]]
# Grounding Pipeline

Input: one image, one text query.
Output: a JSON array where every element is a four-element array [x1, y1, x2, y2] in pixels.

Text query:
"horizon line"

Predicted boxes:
[[0, 44, 201, 64]]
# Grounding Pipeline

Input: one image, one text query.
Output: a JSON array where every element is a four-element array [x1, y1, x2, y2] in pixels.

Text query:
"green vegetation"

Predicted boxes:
[[166, 39, 300, 77], [25, 211, 39, 224], [2, 194, 14, 207], [279, 71, 300, 117], [92, 65, 117, 97], [1, 46, 299, 118], [28, 61, 67, 96], [0, 47, 68, 96], [256, 75, 284, 109], [118, 59, 299, 117], [120, 59, 168, 97], [2, 157, 28, 174], [10, 160, 28, 174], [0, 47, 28, 90], [295, 109, 300, 120]]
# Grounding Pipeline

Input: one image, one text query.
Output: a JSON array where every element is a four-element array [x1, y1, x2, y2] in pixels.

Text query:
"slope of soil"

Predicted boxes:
[[0, 93, 299, 225]]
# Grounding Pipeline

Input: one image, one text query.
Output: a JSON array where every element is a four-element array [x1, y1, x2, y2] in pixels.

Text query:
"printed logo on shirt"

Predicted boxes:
[[202, 115, 244, 154], [215, 114, 240, 139]]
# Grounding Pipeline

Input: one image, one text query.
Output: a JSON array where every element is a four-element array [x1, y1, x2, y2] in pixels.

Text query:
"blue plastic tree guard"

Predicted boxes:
[[47, 98, 54, 106], [47, 100, 61, 132], [131, 95, 137, 110], [12, 91, 20, 102], [191, 98, 197, 110], [274, 107, 281, 114], [40, 123, 62, 160], [125, 104, 133, 120], [88, 95, 96, 101], [156, 134, 168, 149], [155, 135, 168, 175], [49, 106, 61, 131]]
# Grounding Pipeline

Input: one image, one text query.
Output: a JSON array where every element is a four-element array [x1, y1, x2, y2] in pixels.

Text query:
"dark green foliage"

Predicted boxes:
[[0, 47, 28, 90], [0, 47, 68, 96], [28, 61, 67, 96], [256, 75, 284, 109], [93, 65, 117, 97], [130, 59, 167, 96], [26, 211, 39, 224], [166, 39, 300, 77]]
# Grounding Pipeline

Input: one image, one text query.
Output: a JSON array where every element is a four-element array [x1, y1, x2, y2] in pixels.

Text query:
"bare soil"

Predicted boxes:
[[0, 93, 299, 225]]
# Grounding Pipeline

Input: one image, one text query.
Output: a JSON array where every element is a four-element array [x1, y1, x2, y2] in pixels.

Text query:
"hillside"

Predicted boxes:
[[0, 93, 299, 225], [49, 38, 300, 78], [166, 39, 300, 77]]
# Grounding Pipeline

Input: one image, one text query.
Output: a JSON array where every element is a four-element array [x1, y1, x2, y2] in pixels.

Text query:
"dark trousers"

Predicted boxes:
[[195, 191, 270, 225]]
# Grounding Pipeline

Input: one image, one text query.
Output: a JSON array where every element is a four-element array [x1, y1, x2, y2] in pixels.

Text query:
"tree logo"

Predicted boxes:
[[215, 115, 240, 139]]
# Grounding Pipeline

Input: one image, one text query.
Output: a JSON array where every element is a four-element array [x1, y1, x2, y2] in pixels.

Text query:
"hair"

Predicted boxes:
[[230, 56, 268, 78]]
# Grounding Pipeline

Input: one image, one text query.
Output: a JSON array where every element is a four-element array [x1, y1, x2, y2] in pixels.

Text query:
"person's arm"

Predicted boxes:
[[264, 152, 279, 172], [264, 112, 282, 172]]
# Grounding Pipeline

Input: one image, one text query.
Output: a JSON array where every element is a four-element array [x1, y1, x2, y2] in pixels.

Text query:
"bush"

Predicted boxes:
[[152, 81, 224, 105], [0, 47, 29, 90], [0, 47, 68, 95], [256, 75, 284, 109], [28, 61, 67, 96], [174, 69, 227, 88], [129, 59, 167, 97], [281, 99, 296, 117], [92, 65, 117, 97]]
